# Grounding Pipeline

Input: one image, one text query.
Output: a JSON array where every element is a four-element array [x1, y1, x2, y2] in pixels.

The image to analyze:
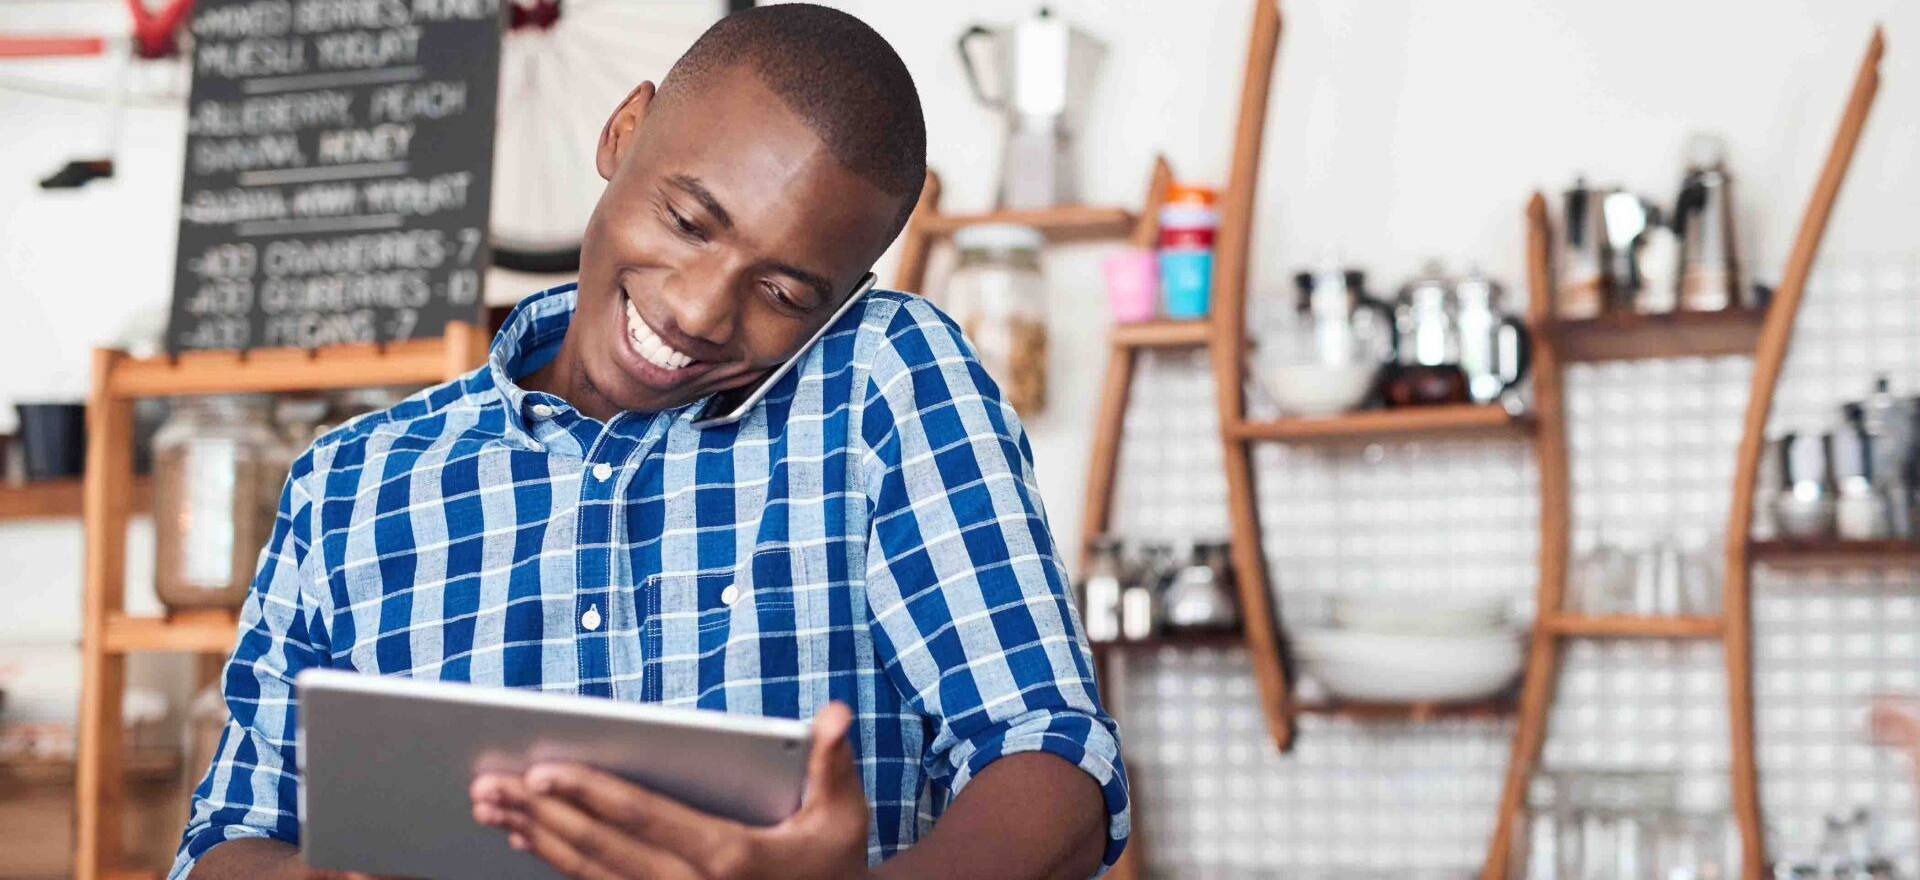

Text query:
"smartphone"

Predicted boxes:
[[691, 272, 877, 429]]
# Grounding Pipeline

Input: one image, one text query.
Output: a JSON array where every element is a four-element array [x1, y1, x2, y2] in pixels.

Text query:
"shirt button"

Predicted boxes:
[[719, 584, 740, 606], [591, 462, 613, 481], [580, 604, 602, 631], [531, 403, 555, 419]]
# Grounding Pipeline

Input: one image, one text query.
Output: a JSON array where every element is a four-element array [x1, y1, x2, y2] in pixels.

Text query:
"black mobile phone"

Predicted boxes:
[[690, 272, 878, 429]]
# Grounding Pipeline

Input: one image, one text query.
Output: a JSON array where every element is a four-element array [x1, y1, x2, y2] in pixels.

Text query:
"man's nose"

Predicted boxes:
[[662, 263, 740, 348]]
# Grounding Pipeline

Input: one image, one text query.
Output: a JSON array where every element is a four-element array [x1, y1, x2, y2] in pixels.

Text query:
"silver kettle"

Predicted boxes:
[[1162, 542, 1239, 632], [1454, 267, 1532, 404]]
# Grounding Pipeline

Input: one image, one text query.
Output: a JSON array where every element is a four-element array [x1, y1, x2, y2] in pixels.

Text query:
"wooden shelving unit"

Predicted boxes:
[[1233, 404, 1529, 442], [1542, 613, 1725, 638], [1, 749, 180, 787], [102, 610, 242, 655], [1481, 30, 1885, 880], [1297, 695, 1516, 723], [0, 478, 150, 521], [74, 324, 491, 880], [1750, 538, 1920, 567], [1547, 307, 1767, 362], [1094, 631, 1244, 652], [913, 204, 1137, 243]]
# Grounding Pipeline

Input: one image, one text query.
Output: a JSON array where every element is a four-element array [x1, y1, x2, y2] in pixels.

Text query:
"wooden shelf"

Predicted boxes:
[[1544, 613, 1724, 638], [100, 610, 240, 655], [1751, 538, 1920, 568], [0, 749, 180, 786], [1546, 308, 1767, 363], [1297, 695, 1516, 723], [914, 204, 1137, 244], [1233, 404, 1530, 442], [1093, 630, 1243, 652], [104, 322, 486, 399], [1109, 319, 1211, 349], [0, 477, 151, 521]]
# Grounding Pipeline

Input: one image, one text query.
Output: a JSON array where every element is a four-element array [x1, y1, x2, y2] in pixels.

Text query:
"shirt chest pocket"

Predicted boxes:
[[645, 546, 810, 715]]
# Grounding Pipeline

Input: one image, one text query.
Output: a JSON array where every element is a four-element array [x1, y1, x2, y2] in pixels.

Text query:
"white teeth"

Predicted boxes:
[[622, 297, 694, 371]]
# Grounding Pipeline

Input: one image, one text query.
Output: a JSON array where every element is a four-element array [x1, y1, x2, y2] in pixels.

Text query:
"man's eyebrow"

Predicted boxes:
[[667, 174, 734, 230], [768, 261, 837, 307]]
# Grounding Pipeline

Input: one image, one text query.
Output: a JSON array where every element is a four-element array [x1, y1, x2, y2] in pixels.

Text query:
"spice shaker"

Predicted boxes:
[[1079, 537, 1124, 644], [1120, 543, 1171, 640], [1674, 133, 1742, 311]]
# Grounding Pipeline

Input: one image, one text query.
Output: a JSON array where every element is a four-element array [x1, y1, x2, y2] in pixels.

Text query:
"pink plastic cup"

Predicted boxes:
[[1104, 248, 1160, 323]]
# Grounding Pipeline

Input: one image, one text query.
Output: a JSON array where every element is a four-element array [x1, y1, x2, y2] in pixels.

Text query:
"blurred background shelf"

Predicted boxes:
[[1544, 614, 1725, 638], [1092, 631, 1244, 652], [0, 749, 179, 787], [1296, 695, 1516, 723], [0, 478, 150, 521], [1232, 404, 1530, 442], [914, 204, 1138, 243], [1109, 319, 1211, 349], [1545, 307, 1767, 362], [1750, 538, 1920, 567], [99, 611, 239, 655]]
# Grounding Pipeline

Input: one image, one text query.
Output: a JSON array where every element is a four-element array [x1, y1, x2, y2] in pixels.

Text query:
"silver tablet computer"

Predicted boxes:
[[295, 669, 812, 880]]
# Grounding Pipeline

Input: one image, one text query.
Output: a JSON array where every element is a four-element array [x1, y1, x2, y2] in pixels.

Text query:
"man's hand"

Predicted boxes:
[[470, 702, 871, 880]]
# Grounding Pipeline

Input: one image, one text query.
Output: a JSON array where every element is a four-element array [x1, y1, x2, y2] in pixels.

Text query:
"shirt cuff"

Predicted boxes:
[[949, 716, 1131, 877]]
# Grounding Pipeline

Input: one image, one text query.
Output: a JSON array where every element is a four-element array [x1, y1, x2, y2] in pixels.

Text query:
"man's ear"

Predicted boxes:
[[596, 81, 657, 181]]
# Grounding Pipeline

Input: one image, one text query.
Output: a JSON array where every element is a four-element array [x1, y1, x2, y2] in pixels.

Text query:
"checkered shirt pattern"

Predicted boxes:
[[168, 284, 1129, 879]]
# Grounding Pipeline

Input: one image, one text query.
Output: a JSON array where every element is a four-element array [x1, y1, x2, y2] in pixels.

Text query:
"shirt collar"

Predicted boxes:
[[487, 282, 580, 444]]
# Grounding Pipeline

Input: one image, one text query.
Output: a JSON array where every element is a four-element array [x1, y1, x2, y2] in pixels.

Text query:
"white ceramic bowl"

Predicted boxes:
[[1329, 589, 1513, 636], [1291, 628, 1525, 704], [1260, 362, 1378, 416]]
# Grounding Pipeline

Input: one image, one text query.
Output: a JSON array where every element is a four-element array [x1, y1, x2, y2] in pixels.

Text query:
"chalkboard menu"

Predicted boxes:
[[169, 0, 503, 352]]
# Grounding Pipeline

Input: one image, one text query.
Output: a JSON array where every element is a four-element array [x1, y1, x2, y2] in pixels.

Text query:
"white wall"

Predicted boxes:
[[3, 0, 1916, 717]]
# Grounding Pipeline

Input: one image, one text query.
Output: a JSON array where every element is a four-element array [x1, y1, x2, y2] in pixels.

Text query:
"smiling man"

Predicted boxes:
[[172, 6, 1126, 880]]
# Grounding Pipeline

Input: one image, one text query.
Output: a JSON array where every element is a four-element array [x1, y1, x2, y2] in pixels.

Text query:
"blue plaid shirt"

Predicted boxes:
[[170, 284, 1128, 878]]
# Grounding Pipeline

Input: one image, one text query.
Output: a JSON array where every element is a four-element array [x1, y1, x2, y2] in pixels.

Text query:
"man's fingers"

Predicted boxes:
[[526, 761, 735, 854], [802, 701, 861, 806], [502, 812, 642, 880], [510, 784, 703, 880]]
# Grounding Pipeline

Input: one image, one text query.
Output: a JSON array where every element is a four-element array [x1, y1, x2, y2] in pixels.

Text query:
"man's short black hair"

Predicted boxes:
[[658, 4, 927, 236]]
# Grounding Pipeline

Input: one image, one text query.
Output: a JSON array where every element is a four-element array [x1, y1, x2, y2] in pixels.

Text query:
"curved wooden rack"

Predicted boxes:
[[1480, 27, 1886, 880]]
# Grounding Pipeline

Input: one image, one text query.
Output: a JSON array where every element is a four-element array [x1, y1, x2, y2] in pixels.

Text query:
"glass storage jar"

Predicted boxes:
[[943, 223, 1049, 415], [153, 395, 284, 610]]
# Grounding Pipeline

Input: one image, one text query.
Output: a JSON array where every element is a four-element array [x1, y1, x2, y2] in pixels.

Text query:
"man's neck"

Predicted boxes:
[[519, 334, 624, 423]]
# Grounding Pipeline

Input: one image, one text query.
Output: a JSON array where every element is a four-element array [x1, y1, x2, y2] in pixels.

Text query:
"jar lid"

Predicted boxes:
[[952, 223, 1044, 254], [1158, 204, 1219, 230], [1165, 183, 1218, 207]]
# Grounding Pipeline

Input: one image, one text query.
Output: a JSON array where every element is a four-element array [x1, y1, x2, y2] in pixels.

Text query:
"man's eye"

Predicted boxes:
[[762, 282, 801, 310], [666, 206, 706, 241]]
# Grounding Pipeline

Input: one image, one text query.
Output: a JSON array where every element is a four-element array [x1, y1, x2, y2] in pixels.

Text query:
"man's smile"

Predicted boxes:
[[612, 287, 721, 391]]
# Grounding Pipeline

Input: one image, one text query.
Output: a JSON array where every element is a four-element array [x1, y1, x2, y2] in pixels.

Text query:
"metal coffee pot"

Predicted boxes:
[[1454, 267, 1532, 404], [957, 8, 1105, 209]]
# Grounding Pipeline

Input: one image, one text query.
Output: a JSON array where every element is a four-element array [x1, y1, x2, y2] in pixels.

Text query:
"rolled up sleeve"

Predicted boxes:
[[169, 454, 332, 880], [859, 300, 1129, 874]]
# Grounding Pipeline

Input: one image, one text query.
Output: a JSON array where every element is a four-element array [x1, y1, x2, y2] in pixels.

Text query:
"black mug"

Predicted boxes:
[[17, 403, 87, 480]]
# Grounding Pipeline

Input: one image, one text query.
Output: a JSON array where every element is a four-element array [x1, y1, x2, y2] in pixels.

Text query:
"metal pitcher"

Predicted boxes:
[[957, 8, 1105, 209]]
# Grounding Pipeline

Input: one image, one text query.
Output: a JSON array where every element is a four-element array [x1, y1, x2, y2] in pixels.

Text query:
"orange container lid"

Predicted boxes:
[[1165, 183, 1218, 206]]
